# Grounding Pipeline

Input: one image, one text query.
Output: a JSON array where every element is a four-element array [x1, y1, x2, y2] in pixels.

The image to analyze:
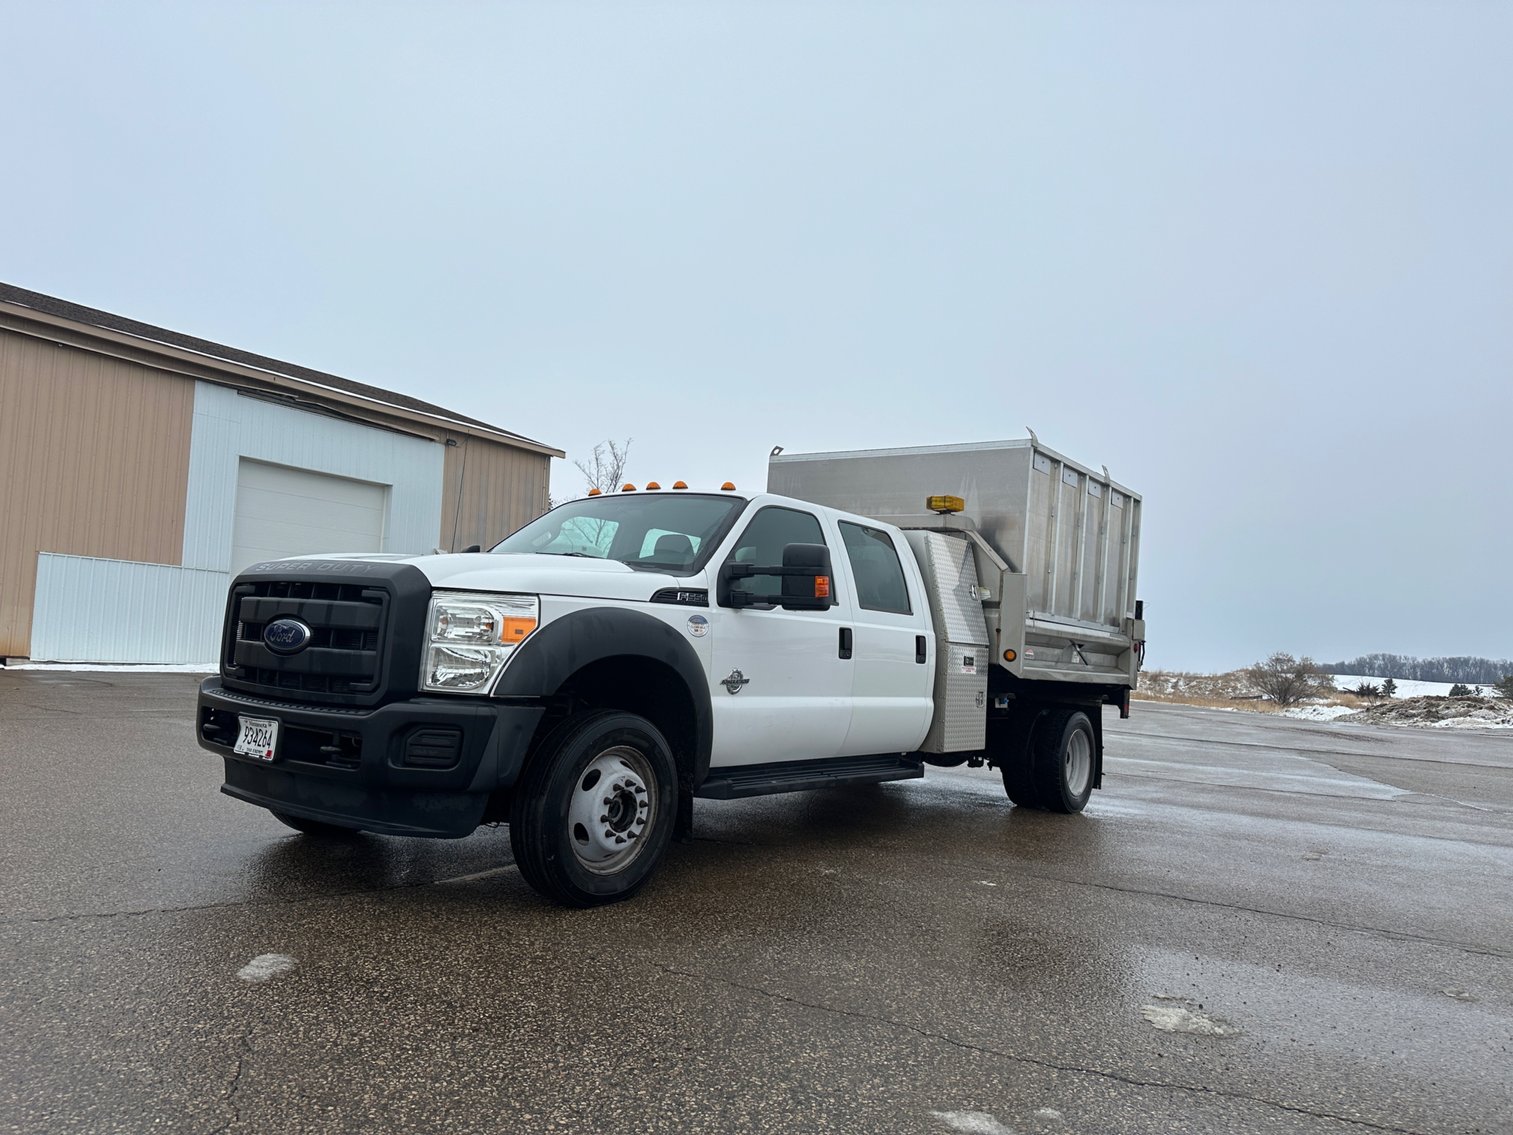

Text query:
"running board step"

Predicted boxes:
[[695, 755, 924, 800]]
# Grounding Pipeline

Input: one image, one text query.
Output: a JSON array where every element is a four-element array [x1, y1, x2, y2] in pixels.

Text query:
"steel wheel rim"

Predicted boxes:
[[567, 746, 657, 875], [1064, 729, 1092, 797]]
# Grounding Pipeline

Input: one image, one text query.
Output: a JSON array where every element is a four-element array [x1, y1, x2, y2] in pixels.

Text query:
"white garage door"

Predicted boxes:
[[230, 459, 389, 575]]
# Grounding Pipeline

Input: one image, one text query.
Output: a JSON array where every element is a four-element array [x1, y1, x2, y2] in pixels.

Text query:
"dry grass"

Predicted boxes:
[[1133, 689, 1274, 712], [1134, 669, 1366, 715]]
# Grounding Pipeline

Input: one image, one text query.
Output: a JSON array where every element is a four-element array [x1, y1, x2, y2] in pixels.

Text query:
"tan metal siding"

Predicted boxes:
[[0, 330, 193, 656], [439, 434, 552, 551]]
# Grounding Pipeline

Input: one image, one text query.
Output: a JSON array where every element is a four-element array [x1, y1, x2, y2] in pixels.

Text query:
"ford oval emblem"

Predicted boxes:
[[263, 618, 314, 655]]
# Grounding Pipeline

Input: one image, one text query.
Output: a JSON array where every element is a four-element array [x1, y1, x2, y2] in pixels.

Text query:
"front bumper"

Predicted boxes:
[[196, 678, 545, 837]]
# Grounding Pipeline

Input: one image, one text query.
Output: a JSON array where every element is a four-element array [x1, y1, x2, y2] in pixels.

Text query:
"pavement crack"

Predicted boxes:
[[1003, 871, 1510, 960], [8, 873, 500, 927], [654, 964, 1430, 1135], [206, 1024, 255, 1135]]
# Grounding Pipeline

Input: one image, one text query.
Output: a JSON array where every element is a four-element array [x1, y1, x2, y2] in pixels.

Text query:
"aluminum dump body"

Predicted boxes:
[[769, 440, 1143, 687]]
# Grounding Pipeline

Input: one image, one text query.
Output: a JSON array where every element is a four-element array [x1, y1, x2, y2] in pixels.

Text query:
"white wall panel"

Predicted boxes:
[[181, 383, 444, 571], [30, 554, 228, 663]]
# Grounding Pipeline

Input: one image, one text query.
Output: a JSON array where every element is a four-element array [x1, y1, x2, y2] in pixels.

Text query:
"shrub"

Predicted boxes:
[[1448, 683, 1475, 698], [1496, 676, 1513, 700], [1246, 653, 1331, 708], [1352, 681, 1382, 698]]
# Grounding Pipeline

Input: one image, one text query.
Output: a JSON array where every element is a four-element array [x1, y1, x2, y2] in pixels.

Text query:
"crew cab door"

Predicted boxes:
[[833, 519, 934, 755], [707, 505, 853, 767]]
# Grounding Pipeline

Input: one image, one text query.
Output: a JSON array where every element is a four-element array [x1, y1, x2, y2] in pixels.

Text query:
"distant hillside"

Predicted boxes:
[[1321, 654, 1513, 684]]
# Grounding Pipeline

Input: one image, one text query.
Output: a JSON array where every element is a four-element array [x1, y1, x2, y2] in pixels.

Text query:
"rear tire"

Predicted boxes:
[[997, 711, 1041, 807], [270, 810, 362, 837], [509, 710, 677, 907], [1030, 708, 1096, 814]]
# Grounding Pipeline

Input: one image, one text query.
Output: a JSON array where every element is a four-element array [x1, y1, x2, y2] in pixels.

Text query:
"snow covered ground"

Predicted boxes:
[[1332, 674, 1469, 698]]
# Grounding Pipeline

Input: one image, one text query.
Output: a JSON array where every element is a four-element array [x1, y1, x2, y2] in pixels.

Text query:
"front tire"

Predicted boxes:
[[509, 710, 677, 907], [1030, 708, 1096, 813]]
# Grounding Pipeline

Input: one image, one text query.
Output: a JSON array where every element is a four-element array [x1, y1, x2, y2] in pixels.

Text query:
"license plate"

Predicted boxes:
[[234, 716, 279, 761]]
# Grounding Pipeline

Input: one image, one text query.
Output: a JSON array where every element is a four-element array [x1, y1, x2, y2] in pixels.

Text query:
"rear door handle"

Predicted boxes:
[[915, 635, 927, 664], [839, 627, 853, 660]]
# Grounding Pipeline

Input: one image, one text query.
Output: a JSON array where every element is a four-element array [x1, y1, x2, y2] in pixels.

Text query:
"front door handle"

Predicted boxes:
[[915, 635, 927, 664], [839, 627, 853, 660]]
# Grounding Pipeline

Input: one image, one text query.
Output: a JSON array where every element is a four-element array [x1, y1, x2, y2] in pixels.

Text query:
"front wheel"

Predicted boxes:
[[1030, 708, 1096, 813], [509, 710, 677, 906]]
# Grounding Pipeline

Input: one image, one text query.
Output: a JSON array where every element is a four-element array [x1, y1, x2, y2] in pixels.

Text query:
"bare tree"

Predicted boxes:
[[1246, 652, 1331, 708], [574, 438, 633, 495]]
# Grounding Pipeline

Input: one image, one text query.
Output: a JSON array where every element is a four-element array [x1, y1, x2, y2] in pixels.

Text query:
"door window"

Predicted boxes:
[[839, 522, 912, 614], [727, 507, 830, 602]]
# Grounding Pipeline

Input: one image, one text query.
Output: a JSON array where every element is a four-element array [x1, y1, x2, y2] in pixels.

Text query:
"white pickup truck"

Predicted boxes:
[[197, 438, 1144, 905]]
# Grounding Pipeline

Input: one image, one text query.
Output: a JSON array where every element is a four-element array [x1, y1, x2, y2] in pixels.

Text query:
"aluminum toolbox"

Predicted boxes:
[[769, 439, 1142, 687]]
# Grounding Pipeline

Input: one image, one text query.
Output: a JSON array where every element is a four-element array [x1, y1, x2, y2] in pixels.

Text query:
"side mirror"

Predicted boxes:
[[718, 542, 835, 611]]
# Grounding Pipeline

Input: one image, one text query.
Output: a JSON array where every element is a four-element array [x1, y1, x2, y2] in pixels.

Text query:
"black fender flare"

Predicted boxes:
[[493, 607, 713, 787]]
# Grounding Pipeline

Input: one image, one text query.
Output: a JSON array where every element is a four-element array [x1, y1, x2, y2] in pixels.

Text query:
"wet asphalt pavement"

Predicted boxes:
[[2, 672, 1510, 1135]]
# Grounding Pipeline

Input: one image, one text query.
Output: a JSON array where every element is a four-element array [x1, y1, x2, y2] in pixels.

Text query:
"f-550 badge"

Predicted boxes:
[[721, 670, 750, 695]]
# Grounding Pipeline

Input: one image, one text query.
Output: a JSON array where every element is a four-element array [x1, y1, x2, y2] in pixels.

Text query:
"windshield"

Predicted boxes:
[[492, 494, 746, 573]]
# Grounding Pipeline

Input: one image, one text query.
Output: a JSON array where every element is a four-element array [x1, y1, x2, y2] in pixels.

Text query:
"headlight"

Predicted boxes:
[[421, 592, 538, 693]]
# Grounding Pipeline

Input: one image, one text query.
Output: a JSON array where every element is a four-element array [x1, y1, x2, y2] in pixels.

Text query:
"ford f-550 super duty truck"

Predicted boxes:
[[197, 438, 1144, 906]]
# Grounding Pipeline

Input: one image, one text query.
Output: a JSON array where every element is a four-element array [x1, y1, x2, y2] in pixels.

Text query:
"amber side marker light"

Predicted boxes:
[[501, 616, 538, 643], [1003, 649, 1017, 663], [815, 576, 831, 599], [927, 494, 966, 514]]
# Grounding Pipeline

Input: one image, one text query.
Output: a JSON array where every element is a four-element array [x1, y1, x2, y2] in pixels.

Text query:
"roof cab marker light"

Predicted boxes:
[[721, 482, 737, 492], [645, 481, 661, 490], [673, 481, 688, 490], [622, 484, 636, 492], [587, 488, 603, 496]]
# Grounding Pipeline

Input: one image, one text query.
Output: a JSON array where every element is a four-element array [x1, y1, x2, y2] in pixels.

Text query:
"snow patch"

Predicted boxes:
[[1140, 997, 1240, 1037], [930, 1111, 1017, 1135], [237, 954, 297, 983], [1282, 704, 1357, 721]]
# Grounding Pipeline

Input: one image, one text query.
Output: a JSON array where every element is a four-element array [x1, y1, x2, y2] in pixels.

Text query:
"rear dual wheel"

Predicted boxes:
[[1000, 707, 1095, 814]]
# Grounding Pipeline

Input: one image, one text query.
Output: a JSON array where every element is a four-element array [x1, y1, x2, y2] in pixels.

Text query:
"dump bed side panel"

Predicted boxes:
[[769, 440, 1143, 688]]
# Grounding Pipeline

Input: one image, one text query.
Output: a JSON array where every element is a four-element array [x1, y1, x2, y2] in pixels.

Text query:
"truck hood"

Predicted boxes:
[[276, 552, 698, 602]]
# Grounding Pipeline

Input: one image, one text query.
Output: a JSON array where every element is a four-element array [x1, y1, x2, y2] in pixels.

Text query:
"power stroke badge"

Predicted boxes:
[[721, 670, 750, 694]]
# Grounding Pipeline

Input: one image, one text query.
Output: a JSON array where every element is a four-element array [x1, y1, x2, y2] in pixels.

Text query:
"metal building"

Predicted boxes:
[[0, 284, 562, 663]]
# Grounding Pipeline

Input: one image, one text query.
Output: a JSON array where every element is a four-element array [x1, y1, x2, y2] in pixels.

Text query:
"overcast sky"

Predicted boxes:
[[3, 2, 1508, 672]]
